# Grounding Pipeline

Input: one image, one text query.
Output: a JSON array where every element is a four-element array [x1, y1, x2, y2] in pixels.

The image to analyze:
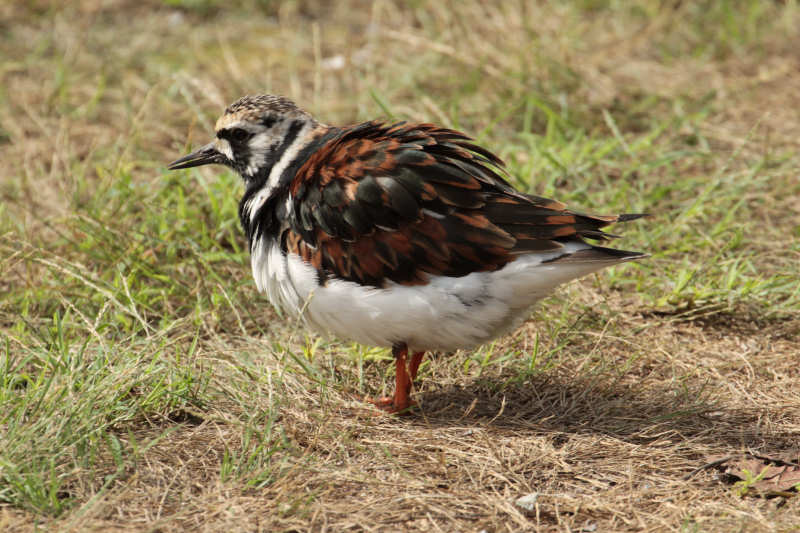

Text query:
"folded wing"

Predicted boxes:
[[285, 121, 644, 286]]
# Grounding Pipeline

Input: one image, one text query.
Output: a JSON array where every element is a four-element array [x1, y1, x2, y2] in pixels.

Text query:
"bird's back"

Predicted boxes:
[[242, 120, 644, 288]]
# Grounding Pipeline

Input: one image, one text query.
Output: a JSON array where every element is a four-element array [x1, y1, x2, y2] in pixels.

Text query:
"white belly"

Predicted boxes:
[[250, 238, 602, 351]]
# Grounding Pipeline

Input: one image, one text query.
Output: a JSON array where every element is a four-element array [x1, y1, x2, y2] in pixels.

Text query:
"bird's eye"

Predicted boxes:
[[229, 128, 250, 143]]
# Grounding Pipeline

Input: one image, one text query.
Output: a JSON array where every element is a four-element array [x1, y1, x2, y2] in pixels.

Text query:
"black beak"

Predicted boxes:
[[167, 142, 225, 170]]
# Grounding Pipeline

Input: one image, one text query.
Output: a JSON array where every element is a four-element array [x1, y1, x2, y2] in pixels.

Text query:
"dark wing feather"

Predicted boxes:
[[285, 121, 640, 286]]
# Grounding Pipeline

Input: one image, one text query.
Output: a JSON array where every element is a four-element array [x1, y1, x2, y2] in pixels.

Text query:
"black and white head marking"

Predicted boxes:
[[213, 95, 318, 182]]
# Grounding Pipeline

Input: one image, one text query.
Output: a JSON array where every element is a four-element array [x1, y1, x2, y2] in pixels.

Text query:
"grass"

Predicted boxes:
[[2, 0, 800, 530]]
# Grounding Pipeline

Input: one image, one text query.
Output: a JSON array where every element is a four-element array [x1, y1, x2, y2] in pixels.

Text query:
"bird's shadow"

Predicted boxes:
[[407, 372, 792, 451]]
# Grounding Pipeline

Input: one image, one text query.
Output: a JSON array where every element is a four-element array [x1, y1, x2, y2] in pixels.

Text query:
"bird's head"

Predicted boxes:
[[168, 94, 317, 181]]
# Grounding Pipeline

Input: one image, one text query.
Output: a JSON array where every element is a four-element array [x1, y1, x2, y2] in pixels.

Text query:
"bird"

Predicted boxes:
[[168, 94, 647, 414]]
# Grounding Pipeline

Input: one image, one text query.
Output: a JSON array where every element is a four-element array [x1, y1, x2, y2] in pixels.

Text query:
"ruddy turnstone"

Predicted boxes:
[[168, 94, 646, 413]]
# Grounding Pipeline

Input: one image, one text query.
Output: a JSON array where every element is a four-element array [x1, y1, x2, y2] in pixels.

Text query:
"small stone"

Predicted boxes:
[[167, 11, 184, 27], [514, 492, 539, 511], [321, 55, 345, 71]]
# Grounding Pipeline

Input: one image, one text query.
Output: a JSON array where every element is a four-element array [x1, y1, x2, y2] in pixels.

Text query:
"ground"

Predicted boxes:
[[1, 1, 799, 531]]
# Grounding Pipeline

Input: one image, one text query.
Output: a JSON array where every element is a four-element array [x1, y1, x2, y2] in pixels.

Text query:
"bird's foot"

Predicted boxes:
[[368, 396, 394, 408], [365, 395, 417, 415]]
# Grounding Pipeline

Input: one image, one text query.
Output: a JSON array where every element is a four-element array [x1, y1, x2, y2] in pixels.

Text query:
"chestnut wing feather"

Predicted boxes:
[[285, 121, 628, 286]]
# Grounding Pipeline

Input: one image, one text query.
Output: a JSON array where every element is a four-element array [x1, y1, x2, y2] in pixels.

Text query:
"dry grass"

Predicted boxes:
[[2, 1, 800, 531]]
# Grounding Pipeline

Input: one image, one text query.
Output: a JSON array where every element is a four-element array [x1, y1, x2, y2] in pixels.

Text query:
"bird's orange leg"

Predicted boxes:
[[408, 351, 425, 381], [369, 344, 417, 414], [391, 350, 412, 412]]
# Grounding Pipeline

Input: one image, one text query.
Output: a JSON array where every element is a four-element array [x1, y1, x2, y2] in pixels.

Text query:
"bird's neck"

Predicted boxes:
[[239, 124, 340, 248]]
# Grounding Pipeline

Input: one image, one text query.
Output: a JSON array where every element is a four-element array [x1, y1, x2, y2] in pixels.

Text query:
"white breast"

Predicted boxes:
[[251, 238, 605, 352]]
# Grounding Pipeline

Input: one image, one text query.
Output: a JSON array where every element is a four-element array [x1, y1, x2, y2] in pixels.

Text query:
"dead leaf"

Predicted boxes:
[[704, 453, 800, 496]]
